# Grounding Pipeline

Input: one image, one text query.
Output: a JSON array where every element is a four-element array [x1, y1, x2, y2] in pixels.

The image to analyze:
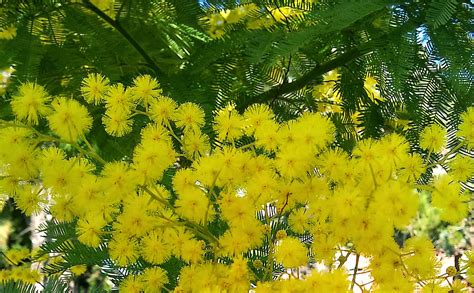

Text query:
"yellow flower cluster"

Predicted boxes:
[[0, 248, 42, 285], [201, 3, 313, 38], [0, 75, 472, 292]]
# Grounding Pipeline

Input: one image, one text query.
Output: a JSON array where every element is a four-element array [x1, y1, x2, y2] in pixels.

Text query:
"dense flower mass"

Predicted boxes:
[[0, 75, 472, 292]]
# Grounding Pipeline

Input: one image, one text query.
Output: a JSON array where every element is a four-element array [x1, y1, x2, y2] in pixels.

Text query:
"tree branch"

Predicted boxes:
[[236, 46, 366, 111], [81, 0, 165, 78]]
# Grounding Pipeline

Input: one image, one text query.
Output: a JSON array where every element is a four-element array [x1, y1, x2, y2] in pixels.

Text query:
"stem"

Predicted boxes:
[[81, 0, 164, 77], [350, 254, 360, 290]]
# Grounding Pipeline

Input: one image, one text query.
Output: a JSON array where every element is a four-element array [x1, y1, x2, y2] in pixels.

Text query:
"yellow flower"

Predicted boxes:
[[131, 74, 162, 106], [104, 83, 134, 113], [180, 239, 204, 263], [140, 232, 172, 264], [4, 247, 30, 265], [214, 107, 244, 141], [81, 73, 110, 104], [432, 175, 469, 224], [173, 102, 205, 131], [0, 26, 17, 39], [102, 108, 133, 137], [120, 275, 143, 293], [182, 129, 210, 159], [47, 97, 93, 141], [76, 214, 106, 247], [449, 155, 474, 182], [148, 96, 177, 124], [243, 103, 274, 134], [11, 82, 50, 124], [419, 124, 447, 152], [141, 267, 168, 292], [398, 153, 425, 182], [254, 120, 280, 151], [133, 140, 176, 183], [457, 107, 474, 149], [274, 237, 308, 268], [109, 234, 139, 266], [12, 184, 45, 216], [175, 188, 209, 223], [364, 75, 385, 103]]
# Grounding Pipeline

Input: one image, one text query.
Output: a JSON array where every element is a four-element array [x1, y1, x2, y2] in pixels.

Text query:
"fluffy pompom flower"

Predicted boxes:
[[449, 155, 474, 182], [11, 82, 50, 125], [148, 96, 177, 124], [182, 129, 210, 159], [105, 83, 134, 113], [131, 74, 162, 106], [141, 267, 169, 292], [81, 73, 110, 104], [76, 214, 106, 247], [274, 237, 308, 268], [47, 97, 93, 141], [141, 232, 172, 264], [12, 184, 46, 216], [457, 107, 474, 149], [109, 234, 139, 266], [214, 107, 244, 141], [174, 102, 205, 131], [419, 124, 447, 153], [243, 103, 275, 134], [102, 108, 133, 137]]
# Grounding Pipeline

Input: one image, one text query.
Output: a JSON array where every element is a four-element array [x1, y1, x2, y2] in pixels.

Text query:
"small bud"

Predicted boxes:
[[446, 266, 457, 277], [253, 259, 263, 269], [276, 230, 287, 240]]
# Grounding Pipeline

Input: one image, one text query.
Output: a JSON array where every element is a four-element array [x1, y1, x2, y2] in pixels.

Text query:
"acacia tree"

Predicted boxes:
[[0, 0, 472, 292]]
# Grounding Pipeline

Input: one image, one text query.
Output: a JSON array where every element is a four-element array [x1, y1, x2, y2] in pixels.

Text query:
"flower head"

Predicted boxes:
[[131, 74, 162, 106], [81, 73, 110, 104], [47, 97, 93, 141], [11, 82, 50, 124]]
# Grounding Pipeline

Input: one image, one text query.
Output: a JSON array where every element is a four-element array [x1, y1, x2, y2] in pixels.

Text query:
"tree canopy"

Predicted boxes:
[[0, 0, 472, 292]]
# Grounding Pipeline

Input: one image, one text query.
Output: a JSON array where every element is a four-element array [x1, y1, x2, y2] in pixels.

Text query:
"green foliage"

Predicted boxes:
[[0, 0, 471, 290]]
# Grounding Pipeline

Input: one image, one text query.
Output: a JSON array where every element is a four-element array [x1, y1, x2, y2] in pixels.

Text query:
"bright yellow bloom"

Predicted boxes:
[[120, 275, 142, 293], [364, 75, 385, 103], [76, 214, 106, 247], [398, 153, 425, 182], [243, 103, 275, 134], [131, 74, 161, 106], [47, 97, 93, 141], [109, 234, 139, 266], [214, 107, 244, 141], [11, 82, 50, 124], [4, 247, 29, 265], [173, 102, 205, 131], [140, 232, 172, 264], [141, 267, 169, 292], [457, 107, 474, 149], [148, 96, 177, 124], [274, 237, 308, 268], [133, 140, 176, 183], [449, 155, 474, 182], [102, 108, 133, 137], [180, 239, 204, 263], [175, 188, 209, 223], [419, 124, 447, 152], [81, 73, 110, 104], [254, 120, 280, 151], [12, 184, 45, 215], [182, 129, 210, 159], [104, 83, 134, 112], [432, 175, 469, 224]]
